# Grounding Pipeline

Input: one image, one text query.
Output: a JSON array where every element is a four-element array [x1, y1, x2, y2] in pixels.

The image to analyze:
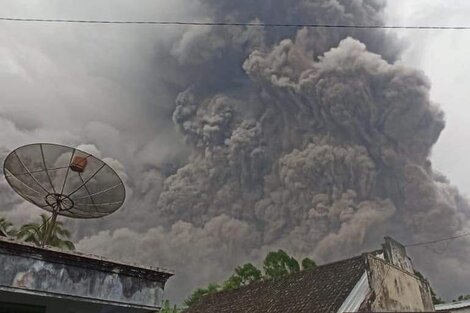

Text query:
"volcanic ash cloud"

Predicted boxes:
[[159, 34, 457, 257], [79, 0, 470, 301]]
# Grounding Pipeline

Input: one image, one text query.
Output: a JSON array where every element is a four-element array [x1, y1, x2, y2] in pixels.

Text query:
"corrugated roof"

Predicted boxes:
[[436, 299, 470, 311], [184, 255, 367, 313]]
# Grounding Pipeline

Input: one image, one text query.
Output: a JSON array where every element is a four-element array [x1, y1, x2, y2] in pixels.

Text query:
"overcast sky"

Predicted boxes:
[[386, 0, 470, 196]]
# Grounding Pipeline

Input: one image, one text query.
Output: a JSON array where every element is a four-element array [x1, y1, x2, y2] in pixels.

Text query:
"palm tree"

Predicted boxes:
[[16, 214, 75, 251], [0, 217, 16, 237]]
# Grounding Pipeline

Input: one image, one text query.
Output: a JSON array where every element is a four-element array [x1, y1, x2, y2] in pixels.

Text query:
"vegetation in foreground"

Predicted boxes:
[[159, 249, 316, 312], [0, 215, 75, 251], [3, 215, 467, 312]]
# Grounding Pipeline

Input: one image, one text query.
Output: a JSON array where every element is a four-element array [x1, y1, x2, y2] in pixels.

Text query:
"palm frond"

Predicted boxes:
[[61, 240, 75, 251], [0, 217, 16, 237], [55, 227, 72, 238], [14, 214, 75, 251]]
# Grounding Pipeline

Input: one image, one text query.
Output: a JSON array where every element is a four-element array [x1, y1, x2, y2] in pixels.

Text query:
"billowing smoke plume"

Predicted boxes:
[[78, 0, 470, 302], [1, 0, 469, 303]]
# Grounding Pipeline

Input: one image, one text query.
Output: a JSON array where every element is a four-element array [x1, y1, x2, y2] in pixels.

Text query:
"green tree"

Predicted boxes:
[[453, 295, 470, 302], [414, 271, 444, 305], [184, 283, 220, 307], [160, 300, 180, 313], [184, 250, 316, 308], [222, 263, 262, 290], [16, 214, 75, 251], [263, 249, 300, 279], [301, 257, 317, 270], [0, 217, 16, 237]]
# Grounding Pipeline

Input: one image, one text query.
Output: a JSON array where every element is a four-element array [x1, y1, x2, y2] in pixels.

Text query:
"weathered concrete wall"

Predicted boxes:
[[366, 255, 435, 312], [0, 290, 155, 313], [0, 252, 164, 310], [382, 237, 414, 274]]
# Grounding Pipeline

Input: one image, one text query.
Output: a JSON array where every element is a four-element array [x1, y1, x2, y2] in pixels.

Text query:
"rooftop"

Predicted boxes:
[[184, 255, 366, 313], [435, 299, 470, 311], [0, 236, 173, 311], [0, 236, 174, 283]]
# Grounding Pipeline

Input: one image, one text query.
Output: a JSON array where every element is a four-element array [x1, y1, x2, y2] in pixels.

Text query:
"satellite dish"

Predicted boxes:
[[3, 143, 125, 244]]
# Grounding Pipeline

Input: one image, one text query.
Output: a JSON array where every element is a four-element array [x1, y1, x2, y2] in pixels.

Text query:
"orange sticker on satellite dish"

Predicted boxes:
[[70, 156, 88, 172]]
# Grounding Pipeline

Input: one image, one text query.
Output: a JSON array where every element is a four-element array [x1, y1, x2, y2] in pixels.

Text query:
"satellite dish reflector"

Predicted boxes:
[[3, 143, 126, 219]]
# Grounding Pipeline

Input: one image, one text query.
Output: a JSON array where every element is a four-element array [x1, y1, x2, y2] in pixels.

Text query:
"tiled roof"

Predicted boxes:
[[184, 255, 366, 313]]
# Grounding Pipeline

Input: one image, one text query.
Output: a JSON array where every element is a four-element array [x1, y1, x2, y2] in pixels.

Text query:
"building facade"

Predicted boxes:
[[0, 237, 173, 313], [184, 237, 435, 313]]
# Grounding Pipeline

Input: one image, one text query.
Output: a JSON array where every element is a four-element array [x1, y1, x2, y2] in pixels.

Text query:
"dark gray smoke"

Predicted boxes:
[[80, 0, 470, 302]]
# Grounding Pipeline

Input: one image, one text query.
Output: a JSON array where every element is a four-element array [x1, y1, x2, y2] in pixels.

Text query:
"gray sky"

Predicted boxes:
[[386, 0, 470, 196]]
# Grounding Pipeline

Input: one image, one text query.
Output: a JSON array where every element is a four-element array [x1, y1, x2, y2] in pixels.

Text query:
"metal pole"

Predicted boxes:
[[44, 207, 59, 247]]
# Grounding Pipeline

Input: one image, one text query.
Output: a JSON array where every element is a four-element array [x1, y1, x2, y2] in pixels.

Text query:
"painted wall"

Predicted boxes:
[[0, 252, 164, 310], [366, 256, 435, 312]]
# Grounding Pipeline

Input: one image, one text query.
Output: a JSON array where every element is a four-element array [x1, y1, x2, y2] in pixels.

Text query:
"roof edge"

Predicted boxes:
[[0, 236, 174, 283], [435, 299, 470, 310], [186, 254, 368, 310]]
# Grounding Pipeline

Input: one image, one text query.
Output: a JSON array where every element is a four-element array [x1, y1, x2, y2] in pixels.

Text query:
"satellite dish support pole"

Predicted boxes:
[[44, 206, 59, 247]]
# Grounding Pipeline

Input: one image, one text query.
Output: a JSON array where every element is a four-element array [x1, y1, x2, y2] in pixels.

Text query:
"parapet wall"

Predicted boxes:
[[365, 255, 435, 312], [0, 238, 172, 310]]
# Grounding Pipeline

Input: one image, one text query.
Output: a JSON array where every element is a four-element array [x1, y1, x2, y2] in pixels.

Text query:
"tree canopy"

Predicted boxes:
[[184, 283, 221, 307], [453, 294, 470, 302], [301, 257, 317, 270], [222, 263, 262, 291], [183, 249, 316, 309], [263, 249, 300, 279]]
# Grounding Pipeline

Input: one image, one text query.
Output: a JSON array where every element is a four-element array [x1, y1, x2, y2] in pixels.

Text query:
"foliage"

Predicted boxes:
[[184, 283, 220, 308], [160, 300, 180, 313], [453, 294, 470, 302], [184, 250, 316, 308], [414, 271, 444, 305], [263, 249, 300, 280], [16, 214, 75, 251], [301, 257, 317, 270], [0, 217, 16, 237], [223, 263, 262, 290]]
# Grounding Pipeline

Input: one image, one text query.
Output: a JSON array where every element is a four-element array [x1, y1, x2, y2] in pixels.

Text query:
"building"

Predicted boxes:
[[436, 300, 470, 313], [0, 236, 173, 313], [184, 237, 435, 313]]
